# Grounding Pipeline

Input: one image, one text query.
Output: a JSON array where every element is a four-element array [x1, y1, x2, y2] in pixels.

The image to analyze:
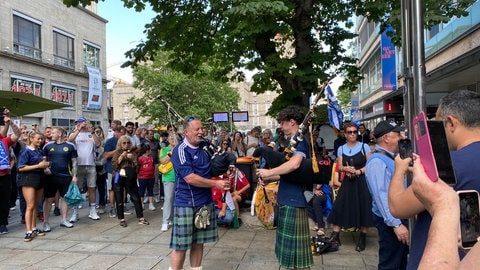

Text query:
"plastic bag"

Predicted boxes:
[[64, 182, 84, 207]]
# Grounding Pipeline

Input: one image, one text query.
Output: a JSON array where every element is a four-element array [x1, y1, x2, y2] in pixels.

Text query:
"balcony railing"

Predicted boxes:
[[54, 55, 75, 69], [13, 43, 41, 60]]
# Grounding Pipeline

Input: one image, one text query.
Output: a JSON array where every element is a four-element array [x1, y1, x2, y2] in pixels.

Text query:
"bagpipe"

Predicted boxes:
[[252, 81, 331, 185]]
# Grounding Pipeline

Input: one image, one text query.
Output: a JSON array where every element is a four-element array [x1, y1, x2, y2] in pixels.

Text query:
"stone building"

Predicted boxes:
[[0, 0, 108, 132]]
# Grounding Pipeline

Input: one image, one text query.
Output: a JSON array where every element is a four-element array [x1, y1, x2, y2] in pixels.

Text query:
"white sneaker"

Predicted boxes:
[[149, 204, 156, 211], [43, 222, 51, 232], [88, 209, 100, 220], [60, 220, 74, 228], [161, 223, 169, 231], [69, 212, 79, 223], [143, 197, 148, 204]]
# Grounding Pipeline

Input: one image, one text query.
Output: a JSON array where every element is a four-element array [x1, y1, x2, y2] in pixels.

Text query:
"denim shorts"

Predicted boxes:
[[77, 165, 97, 188], [21, 173, 44, 190]]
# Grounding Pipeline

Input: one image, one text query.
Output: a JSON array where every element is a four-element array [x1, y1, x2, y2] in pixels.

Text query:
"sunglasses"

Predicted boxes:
[[122, 142, 131, 145], [346, 130, 358, 134], [186, 116, 196, 122]]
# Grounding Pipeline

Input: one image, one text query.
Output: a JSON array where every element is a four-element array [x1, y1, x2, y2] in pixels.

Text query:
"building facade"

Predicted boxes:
[[356, 1, 480, 129], [0, 0, 108, 132]]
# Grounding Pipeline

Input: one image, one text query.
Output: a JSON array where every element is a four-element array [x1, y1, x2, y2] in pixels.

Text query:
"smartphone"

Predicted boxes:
[[458, 190, 480, 249], [412, 112, 456, 184], [398, 139, 413, 166]]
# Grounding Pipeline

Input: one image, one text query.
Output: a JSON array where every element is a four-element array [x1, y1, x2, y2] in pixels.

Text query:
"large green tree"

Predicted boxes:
[[128, 52, 240, 127], [66, 0, 474, 115]]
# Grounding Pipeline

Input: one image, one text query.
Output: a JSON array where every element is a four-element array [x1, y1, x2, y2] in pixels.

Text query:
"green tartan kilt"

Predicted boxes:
[[275, 204, 314, 269]]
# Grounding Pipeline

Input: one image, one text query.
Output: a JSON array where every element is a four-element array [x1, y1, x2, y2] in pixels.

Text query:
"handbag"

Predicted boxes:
[[64, 182, 84, 207], [158, 161, 173, 174]]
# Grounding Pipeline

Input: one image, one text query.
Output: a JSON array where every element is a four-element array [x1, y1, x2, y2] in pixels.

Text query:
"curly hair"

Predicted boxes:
[[276, 105, 304, 124]]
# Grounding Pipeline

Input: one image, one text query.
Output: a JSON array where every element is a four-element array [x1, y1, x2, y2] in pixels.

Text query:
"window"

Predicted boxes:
[[13, 13, 42, 59], [83, 42, 100, 68], [11, 77, 43, 96], [427, 24, 440, 40], [53, 30, 74, 68], [82, 88, 89, 109], [51, 85, 75, 106], [52, 118, 75, 133]]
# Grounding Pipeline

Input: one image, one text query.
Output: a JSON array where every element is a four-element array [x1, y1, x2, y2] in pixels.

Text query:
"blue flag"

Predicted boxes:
[[326, 84, 344, 130]]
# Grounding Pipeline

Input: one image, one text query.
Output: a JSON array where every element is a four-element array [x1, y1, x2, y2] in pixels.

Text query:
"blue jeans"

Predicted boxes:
[[374, 214, 408, 270], [215, 208, 234, 226]]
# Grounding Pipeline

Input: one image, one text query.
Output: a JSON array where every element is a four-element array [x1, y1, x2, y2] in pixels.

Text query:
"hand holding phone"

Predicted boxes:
[[398, 139, 413, 166], [413, 112, 456, 185], [458, 190, 480, 249]]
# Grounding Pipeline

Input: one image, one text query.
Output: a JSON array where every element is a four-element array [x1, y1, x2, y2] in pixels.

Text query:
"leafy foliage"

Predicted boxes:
[[128, 52, 240, 127], [64, 0, 474, 115]]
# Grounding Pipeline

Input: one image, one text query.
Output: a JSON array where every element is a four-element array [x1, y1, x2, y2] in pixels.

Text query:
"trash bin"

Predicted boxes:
[[235, 157, 256, 201]]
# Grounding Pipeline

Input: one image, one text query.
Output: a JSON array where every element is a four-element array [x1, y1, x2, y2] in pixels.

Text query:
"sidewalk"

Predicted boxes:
[[0, 203, 378, 269]]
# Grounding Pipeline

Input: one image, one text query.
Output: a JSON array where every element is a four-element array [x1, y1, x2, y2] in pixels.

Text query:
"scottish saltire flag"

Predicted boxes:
[[326, 84, 344, 130]]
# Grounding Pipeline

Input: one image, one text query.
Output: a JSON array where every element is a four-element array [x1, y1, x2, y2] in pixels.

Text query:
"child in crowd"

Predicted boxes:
[[137, 144, 156, 211]]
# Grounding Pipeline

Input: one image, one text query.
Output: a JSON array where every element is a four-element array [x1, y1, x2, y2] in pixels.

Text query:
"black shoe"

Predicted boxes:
[[54, 207, 61, 216], [329, 231, 341, 246], [356, 232, 366, 252], [24, 232, 33, 242]]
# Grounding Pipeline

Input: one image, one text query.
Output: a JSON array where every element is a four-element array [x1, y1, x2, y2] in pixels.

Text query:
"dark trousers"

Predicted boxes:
[[307, 193, 327, 228], [10, 167, 17, 207], [374, 215, 408, 270], [0, 174, 12, 225], [113, 170, 143, 220], [96, 172, 107, 206]]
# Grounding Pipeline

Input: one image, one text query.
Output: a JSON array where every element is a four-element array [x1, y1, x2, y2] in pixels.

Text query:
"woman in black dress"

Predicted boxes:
[[327, 122, 374, 252]]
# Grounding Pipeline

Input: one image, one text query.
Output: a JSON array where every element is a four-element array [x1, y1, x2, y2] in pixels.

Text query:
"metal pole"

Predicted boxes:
[[412, 0, 426, 114]]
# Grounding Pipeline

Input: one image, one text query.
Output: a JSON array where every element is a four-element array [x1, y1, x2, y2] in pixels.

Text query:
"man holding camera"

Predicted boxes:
[[389, 90, 480, 269], [365, 120, 409, 270]]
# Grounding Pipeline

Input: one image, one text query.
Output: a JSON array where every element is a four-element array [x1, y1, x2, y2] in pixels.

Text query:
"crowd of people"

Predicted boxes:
[[1, 89, 479, 270]]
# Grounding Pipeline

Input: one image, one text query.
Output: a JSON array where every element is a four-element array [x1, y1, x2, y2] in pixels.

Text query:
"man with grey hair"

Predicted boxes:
[[389, 90, 480, 269]]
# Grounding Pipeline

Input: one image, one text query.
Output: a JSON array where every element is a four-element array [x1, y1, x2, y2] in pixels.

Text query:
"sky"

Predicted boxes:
[[97, 1, 155, 68]]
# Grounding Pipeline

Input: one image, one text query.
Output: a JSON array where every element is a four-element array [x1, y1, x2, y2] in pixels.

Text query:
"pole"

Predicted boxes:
[[412, 0, 427, 114]]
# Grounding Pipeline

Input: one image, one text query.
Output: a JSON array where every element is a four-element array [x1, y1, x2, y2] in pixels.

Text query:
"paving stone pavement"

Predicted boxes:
[[0, 201, 378, 269]]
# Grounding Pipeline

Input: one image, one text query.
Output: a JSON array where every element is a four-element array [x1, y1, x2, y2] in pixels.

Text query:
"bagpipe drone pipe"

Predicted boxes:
[[251, 80, 332, 186], [252, 145, 329, 185]]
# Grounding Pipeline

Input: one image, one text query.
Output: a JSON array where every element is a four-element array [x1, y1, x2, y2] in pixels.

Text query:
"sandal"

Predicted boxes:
[[120, 220, 127, 227], [138, 218, 149, 225], [316, 228, 325, 236]]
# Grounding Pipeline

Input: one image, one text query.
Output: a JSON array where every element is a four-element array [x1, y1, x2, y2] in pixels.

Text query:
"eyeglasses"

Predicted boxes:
[[122, 142, 131, 145], [222, 142, 228, 145], [346, 130, 358, 134], [186, 116, 196, 122]]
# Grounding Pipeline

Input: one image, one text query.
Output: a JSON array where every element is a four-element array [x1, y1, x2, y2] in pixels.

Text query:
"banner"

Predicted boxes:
[[381, 26, 397, 91], [86, 66, 102, 109]]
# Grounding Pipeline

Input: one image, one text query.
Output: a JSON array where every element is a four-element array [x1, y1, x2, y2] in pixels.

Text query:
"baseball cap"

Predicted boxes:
[[74, 117, 87, 124], [373, 120, 405, 138]]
